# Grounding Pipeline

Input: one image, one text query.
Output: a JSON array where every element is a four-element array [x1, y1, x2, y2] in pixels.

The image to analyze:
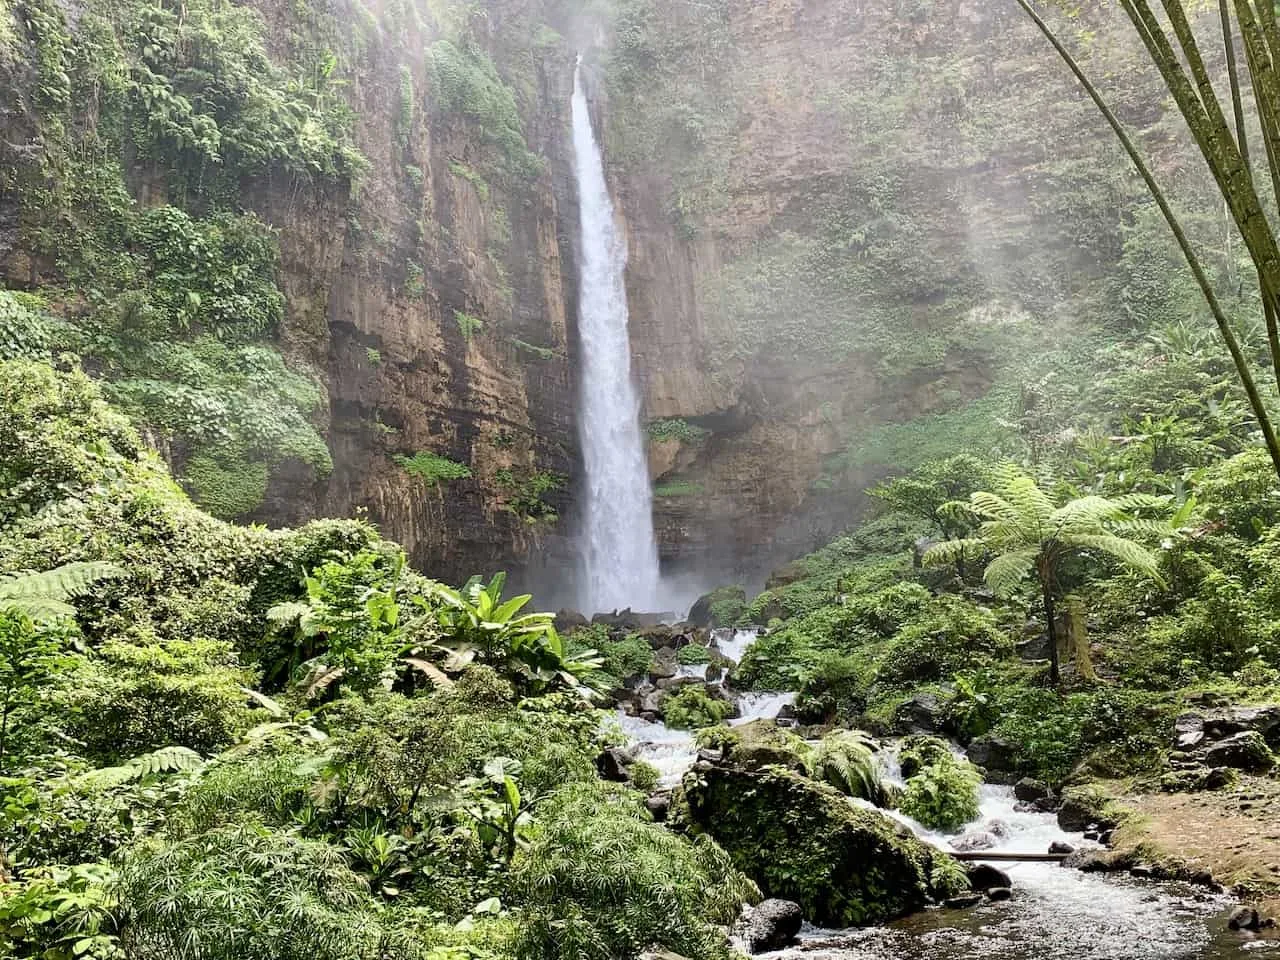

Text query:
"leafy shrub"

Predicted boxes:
[[647, 418, 709, 443], [877, 596, 1010, 685], [629, 759, 660, 793], [899, 753, 981, 831], [678, 643, 712, 665], [806, 730, 897, 807], [181, 449, 269, 519], [663, 686, 733, 730], [395, 451, 472, 485], [0, 292, 55, 360], [511, 782, 754, 960], [429, 39, 541, 181], [116, 826, 399, 960], [897, 735, 953, 779]]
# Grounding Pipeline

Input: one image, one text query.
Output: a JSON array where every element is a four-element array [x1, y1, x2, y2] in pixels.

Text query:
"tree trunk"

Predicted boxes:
[[1042, 583, 1060, 685]]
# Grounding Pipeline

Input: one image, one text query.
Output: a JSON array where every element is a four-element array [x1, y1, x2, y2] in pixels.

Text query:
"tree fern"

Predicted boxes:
[[923, 466, 1167, 683], [0, 561, 124, 620]]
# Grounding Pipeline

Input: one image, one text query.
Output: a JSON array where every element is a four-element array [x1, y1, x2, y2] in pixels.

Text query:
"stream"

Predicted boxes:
[[617, 628, 1276, 960]]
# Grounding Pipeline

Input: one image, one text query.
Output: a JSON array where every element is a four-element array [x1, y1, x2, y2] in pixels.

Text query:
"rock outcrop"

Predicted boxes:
[[680, 764, 964, 926]]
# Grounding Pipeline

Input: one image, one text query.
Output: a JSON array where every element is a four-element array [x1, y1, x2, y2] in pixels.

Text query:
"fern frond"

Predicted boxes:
[[402, 657, 454, 690], [982, 548, 1039, 596], [73, 746, 203, 791], [243, 687, 286, 717], [921, 538, 984, 568], [967, 491, 1020, 524], [266, 601, 311, 627], [0, 561, 124, 620], [1062, 533, 1161, 579], [1000, 475, 1055, 527], [1048, 495, 1125, 531]]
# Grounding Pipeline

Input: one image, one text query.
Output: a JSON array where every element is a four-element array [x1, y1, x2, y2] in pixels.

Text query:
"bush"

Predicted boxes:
[[512, 782, 754, 960], [678, 643, 712, 665], [898, 753, 981, 831], [663, 686, 733, 730]]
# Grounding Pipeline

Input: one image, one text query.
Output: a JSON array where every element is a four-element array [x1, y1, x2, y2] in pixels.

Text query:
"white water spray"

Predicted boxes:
[[570, 57, 661, 614]]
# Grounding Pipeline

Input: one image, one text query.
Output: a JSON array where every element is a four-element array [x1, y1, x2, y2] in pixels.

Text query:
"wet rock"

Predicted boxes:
[[1016, 623, 1051, 662], [1063, 849, 1114, 872], [986, 887, 1013, 902], [705, 663, 724, 683], [1129, 863, 1155, 879], [1014, 777, 1052, 802], [1057, 787, 1120, 832], [1049, 841, 1075, 855], [1228, 905, 1263, 931], [966, 864, 1012, 892], [1174, 712, 1206, 752], [645, 795, 670, 822], [656, 676, 696, 691], [554, 609, 590, 633], [894, 692, 946, 735], [1203, 731, 1274, 772], [640, 951, 690, 960], [696, 747, 725, 765], [649, 650, 678, 682], [950, 830, 998, 852], [596, 746, 636, 782], [640, 689, 664, 714], [944, 894, 984, 909], [680, 765, 961, 926], [966, 735, 1018, 780], [735, 898, 803, 953], [722, 719, 808, 771]]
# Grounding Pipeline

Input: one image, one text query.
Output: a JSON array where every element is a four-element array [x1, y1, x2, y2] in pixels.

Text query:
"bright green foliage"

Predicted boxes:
[[924, 464, 1165, 682], [579, 628, 653, 687], [654, 481, 703, 498], [495, 469, 563, 523], [0, 561, 123, 621], [116, 826, 396, 960], [0, 610, 73, 772], [648, 418, 710, 444], [898, 752, 981, 831], [677, 643, 712, 665], [662, 685, 733, 730], [425, 574, 602, 696], [0, 292, 57, 361], [429, 39, 541, 182], [180, 450, 269, 520], [512, 782, 754, 960], [0, 862, 120, 960], [455, 311, 485, 339], [805, 729, 897, 807], [395, 451, 473, 485], [629, 760, 660, 792]]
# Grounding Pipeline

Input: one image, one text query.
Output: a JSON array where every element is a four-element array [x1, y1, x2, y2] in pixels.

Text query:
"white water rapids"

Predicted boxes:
[[569, 58, 661, 615], [616, 628, 1266, 960]]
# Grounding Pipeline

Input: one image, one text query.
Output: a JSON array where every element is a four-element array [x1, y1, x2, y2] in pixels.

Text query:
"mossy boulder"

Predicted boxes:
[[681, 765, 962, 926], [720, 719, 810, 771]]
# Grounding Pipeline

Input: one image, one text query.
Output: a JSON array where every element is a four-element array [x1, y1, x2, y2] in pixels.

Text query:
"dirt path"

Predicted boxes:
[[1114, 775, 1280, 918]]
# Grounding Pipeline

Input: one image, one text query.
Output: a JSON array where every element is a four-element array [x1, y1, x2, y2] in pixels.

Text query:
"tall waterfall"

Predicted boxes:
[[570, 58, 661, 614]]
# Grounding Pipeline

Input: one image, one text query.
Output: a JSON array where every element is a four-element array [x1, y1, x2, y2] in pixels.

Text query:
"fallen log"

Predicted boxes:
[[950, 851, 1069, 862]]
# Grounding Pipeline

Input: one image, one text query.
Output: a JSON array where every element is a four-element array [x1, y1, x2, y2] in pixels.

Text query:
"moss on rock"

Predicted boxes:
[[680, 764, 961, 926]]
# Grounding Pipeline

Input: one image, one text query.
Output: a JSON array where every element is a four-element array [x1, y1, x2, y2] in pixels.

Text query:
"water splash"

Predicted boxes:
[[569, 57, 661, 614]]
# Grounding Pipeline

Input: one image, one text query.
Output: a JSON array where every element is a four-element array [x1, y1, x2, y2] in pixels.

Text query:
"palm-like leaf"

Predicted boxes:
[[1060, 533, 1162, 580], [0, 561, 124, 620], [921, 538, 985, 568], [983, 548, 1039, 597]]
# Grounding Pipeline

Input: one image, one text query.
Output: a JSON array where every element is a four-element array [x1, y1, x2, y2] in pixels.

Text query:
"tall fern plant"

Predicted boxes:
[[924, 468, 1163, 683]]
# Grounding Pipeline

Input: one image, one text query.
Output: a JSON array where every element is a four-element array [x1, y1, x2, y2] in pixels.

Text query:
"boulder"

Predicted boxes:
[[681, 765, 963, 926], [1049, 841, 1075, 855], [645, 795, 670, 823], [966, 864, 1012, 892], [965, 735, 1018, 779], [554, 609, 590, 633], [1228, 905, 1263, 931], [1056, 786, 1121, 833], [944, 894, 984, 909], [722, 719, 809, 772], [986, 887, 1013, 902], [894, 692, 947, 735], [1203, 731, 1274, 772], [1174, 712, 1206, 752], [1014, 777, 1052, 803], [649, 650, 678, 682], [1062, 849, 1116, 872], [640, 951, 690, 960], [596, 747, 636, 782], [638, 624, 679, 650], [950, 830, 998, 853], [735, 899, 803, 953]]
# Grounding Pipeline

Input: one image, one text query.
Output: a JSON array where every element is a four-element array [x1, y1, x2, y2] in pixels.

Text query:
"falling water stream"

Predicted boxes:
[[569, 57, 661, 614], [617, 628, 1270, 960]]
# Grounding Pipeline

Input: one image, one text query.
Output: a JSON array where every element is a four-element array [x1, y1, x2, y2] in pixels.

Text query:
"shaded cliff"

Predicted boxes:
[[0, 0, 1225, 598]]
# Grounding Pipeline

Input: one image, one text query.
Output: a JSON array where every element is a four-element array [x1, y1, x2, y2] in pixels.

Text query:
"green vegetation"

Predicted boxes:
[[655, 480, 704, 498], [394, 451, 472, 485], [662, 686, 733, 730], [898, 751, 981, 831], [648, 418, 710, 444], [0, 359, 755, 960], [455, 310, 486, 339], [495, 469, 563, 523]]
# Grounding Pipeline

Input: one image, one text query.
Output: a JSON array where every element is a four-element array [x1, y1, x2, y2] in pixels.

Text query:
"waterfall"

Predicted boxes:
[[570, 58, 661, 614]]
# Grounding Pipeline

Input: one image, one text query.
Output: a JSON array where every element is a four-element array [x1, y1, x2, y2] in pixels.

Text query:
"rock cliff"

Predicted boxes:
[[0, 0, 1214, 599]]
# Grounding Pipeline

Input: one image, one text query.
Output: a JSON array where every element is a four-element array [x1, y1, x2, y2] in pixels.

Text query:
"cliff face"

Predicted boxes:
[[599, 0, 1200, 585], [0, 0, 1211, 599]]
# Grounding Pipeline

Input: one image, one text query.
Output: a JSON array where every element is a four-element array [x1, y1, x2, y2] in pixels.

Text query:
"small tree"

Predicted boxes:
[[871, 455, 994, 578], [923, 467, 1163, 683]]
